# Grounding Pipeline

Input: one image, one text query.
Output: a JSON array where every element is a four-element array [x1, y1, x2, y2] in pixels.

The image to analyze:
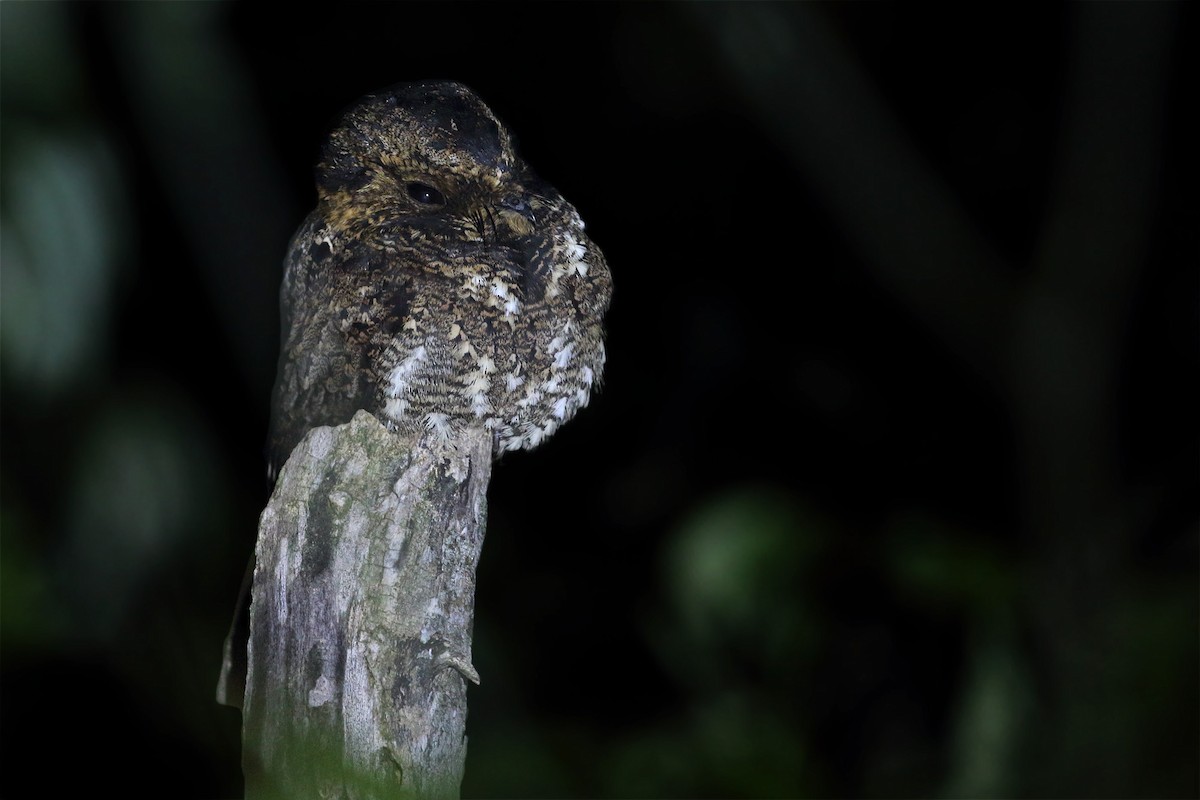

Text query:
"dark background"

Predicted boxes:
[[1, 2, 1196, 797]]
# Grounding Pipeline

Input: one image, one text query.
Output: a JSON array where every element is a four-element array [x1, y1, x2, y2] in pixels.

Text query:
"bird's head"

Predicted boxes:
[[314, 81, 560, 248]]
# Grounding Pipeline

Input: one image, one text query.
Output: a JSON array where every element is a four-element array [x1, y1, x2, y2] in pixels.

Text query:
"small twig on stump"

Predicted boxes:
[[242, 410, 491, 799]]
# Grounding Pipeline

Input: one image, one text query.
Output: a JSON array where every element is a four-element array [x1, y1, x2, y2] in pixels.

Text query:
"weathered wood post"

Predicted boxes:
[[224, 79, 612, 798], [241, 411, 490, 799]]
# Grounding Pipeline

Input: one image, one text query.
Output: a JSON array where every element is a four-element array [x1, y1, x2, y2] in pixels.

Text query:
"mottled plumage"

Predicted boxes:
[[218, 83, 610, 709], [270, 81, 611, 473]]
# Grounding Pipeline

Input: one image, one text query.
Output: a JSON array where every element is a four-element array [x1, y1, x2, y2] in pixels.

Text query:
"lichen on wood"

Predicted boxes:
[[242, 410, 491, 799]]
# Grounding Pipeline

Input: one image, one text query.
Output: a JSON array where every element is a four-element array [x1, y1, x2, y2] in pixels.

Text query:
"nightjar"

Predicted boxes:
[[218, 82, 610, 709], [269, 80, 612, 474]]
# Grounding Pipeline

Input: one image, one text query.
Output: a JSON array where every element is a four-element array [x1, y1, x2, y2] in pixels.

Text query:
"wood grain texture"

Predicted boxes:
[[243, 410, 490, 799]]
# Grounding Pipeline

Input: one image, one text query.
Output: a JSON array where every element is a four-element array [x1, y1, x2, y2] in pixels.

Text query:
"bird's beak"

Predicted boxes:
[[496, 194, 537, 237]]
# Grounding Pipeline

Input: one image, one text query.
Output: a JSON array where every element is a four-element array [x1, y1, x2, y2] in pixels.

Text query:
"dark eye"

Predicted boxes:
[[406, 182, 445, 206]]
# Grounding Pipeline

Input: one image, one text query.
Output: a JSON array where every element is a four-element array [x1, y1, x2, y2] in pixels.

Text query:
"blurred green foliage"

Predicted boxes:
[[1, 3, 1195, 798]]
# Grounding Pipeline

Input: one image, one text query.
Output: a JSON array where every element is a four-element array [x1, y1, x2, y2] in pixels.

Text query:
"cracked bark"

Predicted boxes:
[[242, 410, 490, 800]]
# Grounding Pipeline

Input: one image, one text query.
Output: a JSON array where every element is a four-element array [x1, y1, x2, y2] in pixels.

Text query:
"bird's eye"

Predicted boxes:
[[406, 182, 445, 206]]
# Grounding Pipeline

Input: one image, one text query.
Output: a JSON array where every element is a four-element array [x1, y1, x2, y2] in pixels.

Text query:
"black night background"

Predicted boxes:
[[1, 3, 1196, 797]]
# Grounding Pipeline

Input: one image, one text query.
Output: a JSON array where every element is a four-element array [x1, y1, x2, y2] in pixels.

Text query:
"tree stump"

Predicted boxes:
[[242, 410, 490, 799]]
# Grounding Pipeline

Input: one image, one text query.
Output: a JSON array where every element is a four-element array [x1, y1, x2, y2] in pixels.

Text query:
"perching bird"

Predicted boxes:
[[218, 81, 611, 708], [269, 80, 612, 475]]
